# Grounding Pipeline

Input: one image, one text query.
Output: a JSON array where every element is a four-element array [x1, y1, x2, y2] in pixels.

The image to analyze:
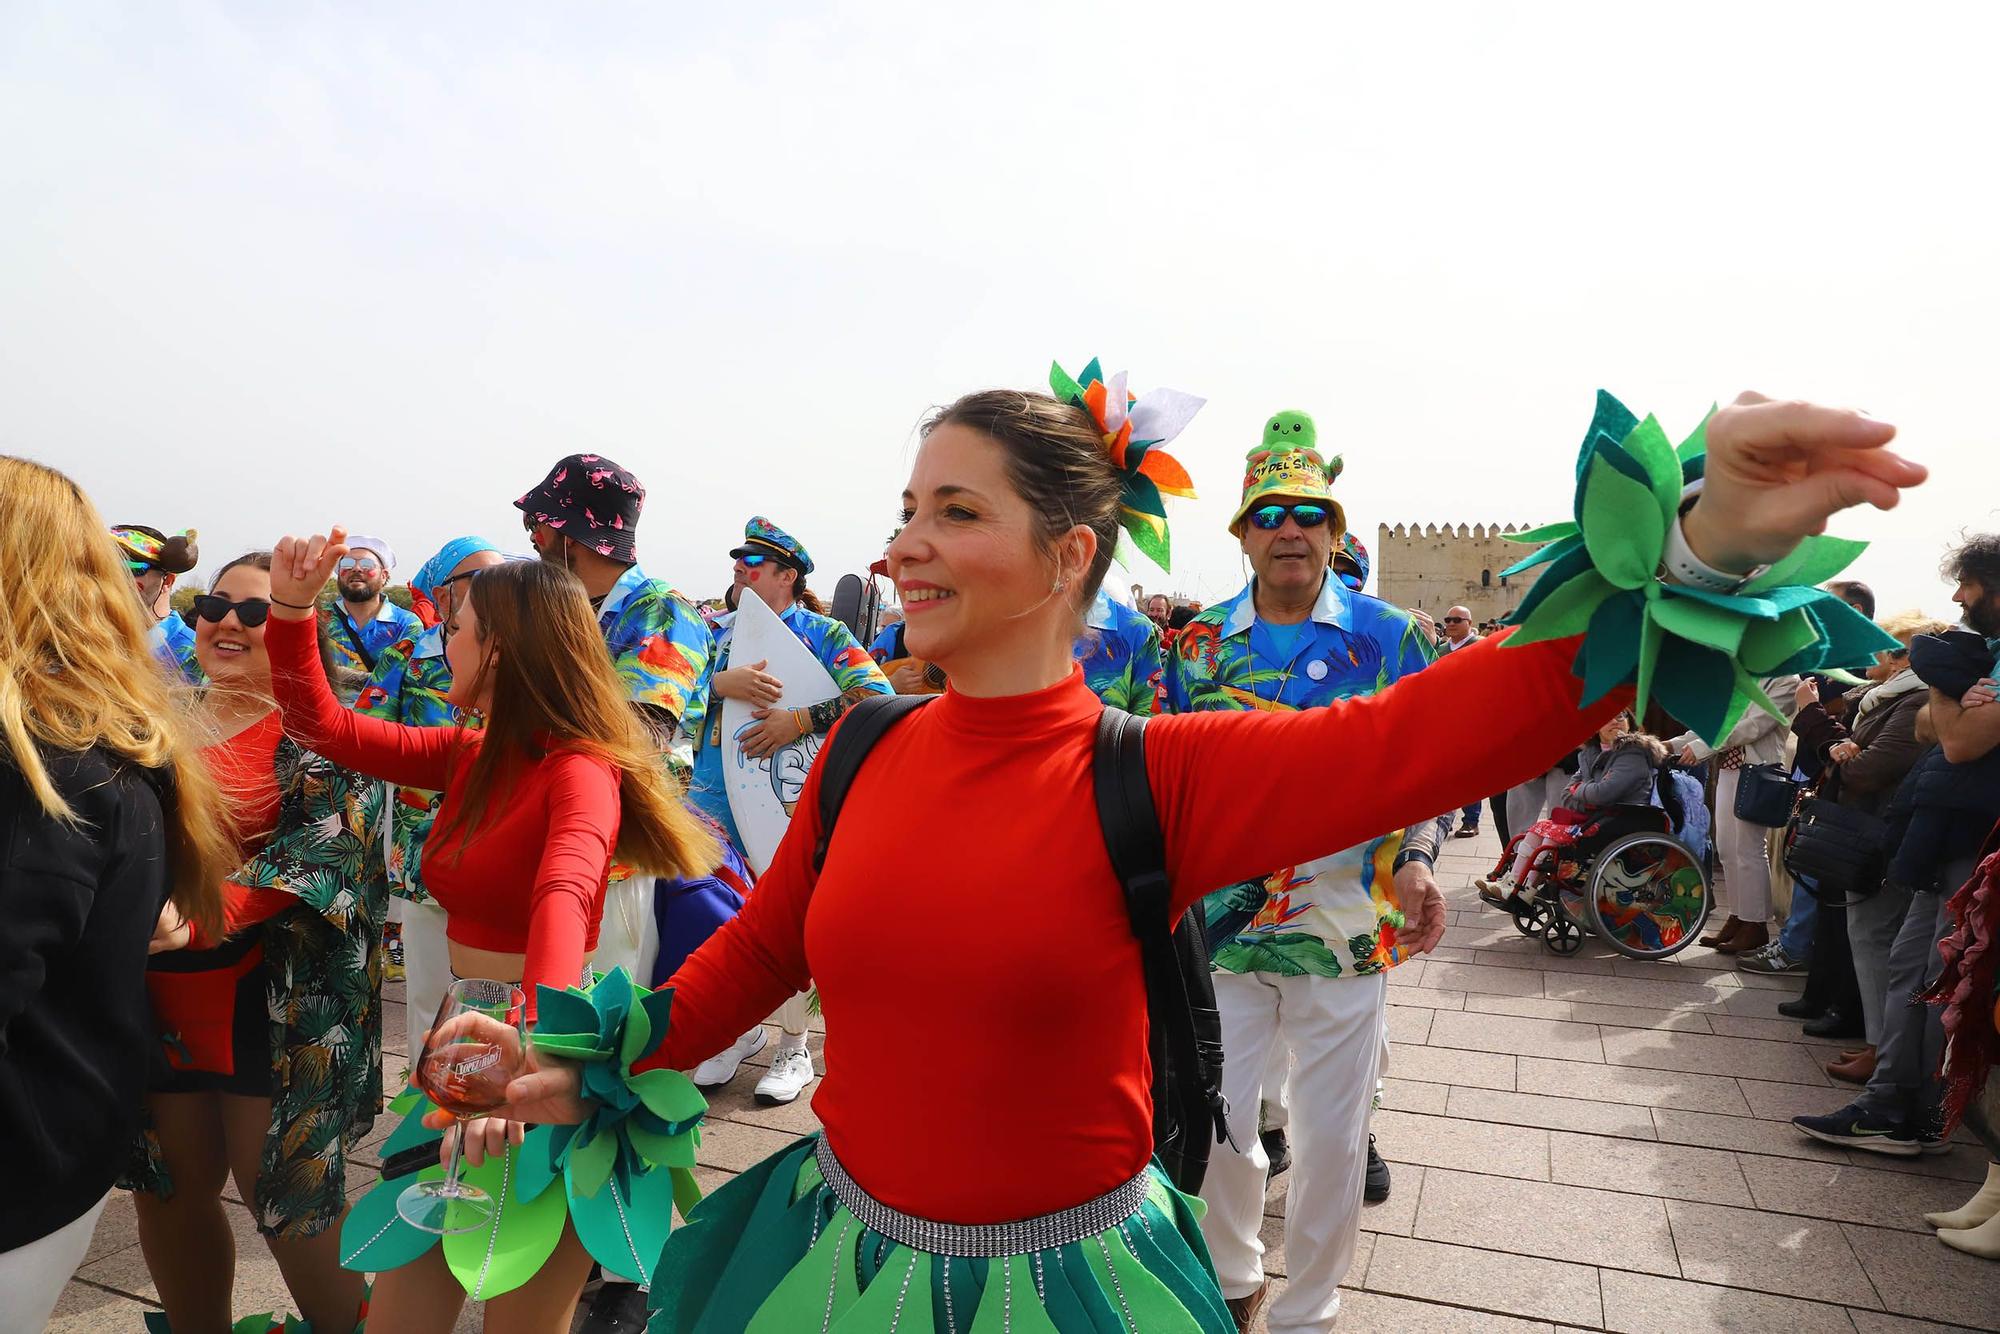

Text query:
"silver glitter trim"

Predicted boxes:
[[813, 1138, 1151, 1259]]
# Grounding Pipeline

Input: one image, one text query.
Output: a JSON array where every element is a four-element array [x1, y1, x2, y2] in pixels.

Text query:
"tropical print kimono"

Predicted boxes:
[[125, 737, 389, 1239]]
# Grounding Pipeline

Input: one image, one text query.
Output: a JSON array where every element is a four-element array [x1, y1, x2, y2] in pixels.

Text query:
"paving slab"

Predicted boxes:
[[1547, 1130, 1755, 1207], [1665, 1199, 1881, 1307], [1447, 1086, 1659, 1141], [1366, 1235, 1603, 1326], [1517, 1055, 1753, 1115], [1842, 1222, 2000, 1327], [1414, 1168, 1678, 1276], [1372, 1109, 1551, 1183], [1429, 1009, 1606, 1062], [1598, 1266, 1861, 1333], [1738, 1155, 1980, 1233], [1601, 1026, 1833, 1085]]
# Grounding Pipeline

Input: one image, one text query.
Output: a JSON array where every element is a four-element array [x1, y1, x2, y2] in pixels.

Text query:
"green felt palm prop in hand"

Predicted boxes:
[[1500, 391, 1896, 746]]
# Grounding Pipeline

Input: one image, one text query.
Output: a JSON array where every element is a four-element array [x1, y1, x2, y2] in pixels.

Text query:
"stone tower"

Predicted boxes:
[[1375, 522, 1552, 622]]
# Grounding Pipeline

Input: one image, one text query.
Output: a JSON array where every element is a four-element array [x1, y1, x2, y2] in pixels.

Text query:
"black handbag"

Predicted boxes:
[[1733, 763, 1802, 828], [1782, 790, 1888, 906]]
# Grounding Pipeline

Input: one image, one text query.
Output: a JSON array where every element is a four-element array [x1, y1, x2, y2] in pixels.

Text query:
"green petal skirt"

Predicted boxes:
[[649, 1134, 1233, 1334]]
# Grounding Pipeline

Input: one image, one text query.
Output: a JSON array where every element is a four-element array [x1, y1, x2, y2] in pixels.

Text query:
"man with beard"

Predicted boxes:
[[320, 533, 421, 686], [1794, 534, 2000, 1158]]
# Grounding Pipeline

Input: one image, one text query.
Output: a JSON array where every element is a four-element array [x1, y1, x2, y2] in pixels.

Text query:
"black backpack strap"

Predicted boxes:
[[812, 692, 933, 872], [1093, 709, 1233, 1184]]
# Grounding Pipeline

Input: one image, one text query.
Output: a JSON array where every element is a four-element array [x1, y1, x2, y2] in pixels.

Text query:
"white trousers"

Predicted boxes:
[[0, 1191, 108, 1332], [400, 898, 454, 1055], [588, 878, 662, 988], [1714, 770, 1773, 923], [1200, 969, 1387, 1333]]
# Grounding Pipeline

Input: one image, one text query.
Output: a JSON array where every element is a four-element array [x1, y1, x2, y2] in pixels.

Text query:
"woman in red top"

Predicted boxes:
[[131, 552, 384, 1334], [495, 381, 1921, 1334], [259, 554, 717, 1334]]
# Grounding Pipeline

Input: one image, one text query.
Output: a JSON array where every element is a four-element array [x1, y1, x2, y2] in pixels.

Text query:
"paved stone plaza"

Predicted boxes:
[[50, 830, 2000, 1331]]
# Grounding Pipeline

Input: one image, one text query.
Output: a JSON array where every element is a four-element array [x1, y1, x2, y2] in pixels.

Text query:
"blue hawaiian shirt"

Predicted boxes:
[[687, 601, 891, 852], [1077, 590, 1164, 717], [595, 563, 714, 733], [1168, 574, 1437, 979], [150, 613, 201, 684], [356, 624, 466, 905], [323, 600, 425, 676]]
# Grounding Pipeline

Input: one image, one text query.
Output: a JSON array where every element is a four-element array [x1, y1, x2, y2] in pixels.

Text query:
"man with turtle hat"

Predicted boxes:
[[1167, 409, 1448, 1333]]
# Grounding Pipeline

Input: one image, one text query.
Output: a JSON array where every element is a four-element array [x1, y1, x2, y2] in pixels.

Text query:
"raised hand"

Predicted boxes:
[[1684, 394, 1927, 573], [269, 527, 352, 619]]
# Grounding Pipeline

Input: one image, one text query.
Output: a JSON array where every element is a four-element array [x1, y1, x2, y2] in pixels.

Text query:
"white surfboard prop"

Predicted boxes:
[[720, 592, 840, 874]]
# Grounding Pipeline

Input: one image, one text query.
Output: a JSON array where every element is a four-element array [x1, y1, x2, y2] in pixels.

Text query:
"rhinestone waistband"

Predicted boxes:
[[811, 1137, 1152, 1259]]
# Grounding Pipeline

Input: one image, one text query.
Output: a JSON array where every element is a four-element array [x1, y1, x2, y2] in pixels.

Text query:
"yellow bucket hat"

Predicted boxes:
[[1228, 410, 1347, 538]]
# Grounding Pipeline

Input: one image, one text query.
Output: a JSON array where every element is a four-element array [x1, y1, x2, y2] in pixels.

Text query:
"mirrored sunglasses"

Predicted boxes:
[[336, 554, 383, 573], [1247, 503, 1331, 531]]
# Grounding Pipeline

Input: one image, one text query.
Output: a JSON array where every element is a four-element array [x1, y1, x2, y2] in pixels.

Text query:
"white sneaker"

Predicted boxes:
[[690, 1025, 767, 1089], [754, 1044, 817, 1106]]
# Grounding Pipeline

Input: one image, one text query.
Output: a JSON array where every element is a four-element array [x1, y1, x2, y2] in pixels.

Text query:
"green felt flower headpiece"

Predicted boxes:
[[1500, 390, 1897, 746], [1050, 358, 1205, 571]]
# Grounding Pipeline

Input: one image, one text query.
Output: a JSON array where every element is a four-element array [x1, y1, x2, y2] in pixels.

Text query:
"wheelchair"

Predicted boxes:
[[1483, 765, 1712, 960]]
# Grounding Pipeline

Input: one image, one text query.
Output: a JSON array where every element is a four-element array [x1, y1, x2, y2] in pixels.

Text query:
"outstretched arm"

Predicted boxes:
[[268, 533, 460, 790]]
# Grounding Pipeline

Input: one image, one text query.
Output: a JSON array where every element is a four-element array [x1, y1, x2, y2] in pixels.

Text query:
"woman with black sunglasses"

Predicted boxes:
[[127, 552, 387, 1334]]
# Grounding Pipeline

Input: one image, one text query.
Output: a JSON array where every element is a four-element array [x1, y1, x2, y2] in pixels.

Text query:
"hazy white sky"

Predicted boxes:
[[4, 2, 1995, 618]]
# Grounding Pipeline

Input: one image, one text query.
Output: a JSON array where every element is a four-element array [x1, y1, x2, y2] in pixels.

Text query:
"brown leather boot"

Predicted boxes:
[[1716, 921, 1769, 955], [1827, 1046, 1877, 1083], [1226, 1279, 1270, 1333], [1699, 915, 1744, 948]]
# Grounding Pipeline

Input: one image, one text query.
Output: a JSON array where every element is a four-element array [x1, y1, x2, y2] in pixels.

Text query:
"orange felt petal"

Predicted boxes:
[[1106, 420, 1133, 469], [1138, 449, 1196, 497], [1083, 380, 1109, 425]]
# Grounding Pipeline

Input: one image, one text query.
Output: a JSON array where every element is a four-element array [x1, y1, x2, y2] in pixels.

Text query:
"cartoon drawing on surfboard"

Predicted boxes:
[[720, 591, 839, 873]]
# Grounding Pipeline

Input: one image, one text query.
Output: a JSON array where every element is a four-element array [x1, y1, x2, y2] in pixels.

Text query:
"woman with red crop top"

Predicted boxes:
[[260, 552, 718, 1334], [129, 551, 384, 1334], [496, 377, 1918, 1334]]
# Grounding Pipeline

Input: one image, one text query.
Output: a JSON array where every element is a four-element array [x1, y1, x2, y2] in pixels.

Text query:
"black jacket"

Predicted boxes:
[[0, 747, 173, 1250]]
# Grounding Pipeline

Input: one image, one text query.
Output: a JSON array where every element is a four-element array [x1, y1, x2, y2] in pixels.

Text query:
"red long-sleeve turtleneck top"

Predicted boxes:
[[266, 614, 620, 1012], [637, 630, 1620, 1223]]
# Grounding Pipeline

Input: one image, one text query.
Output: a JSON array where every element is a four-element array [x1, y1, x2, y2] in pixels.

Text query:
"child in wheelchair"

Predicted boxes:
[[1475, 709, 1670, 911]]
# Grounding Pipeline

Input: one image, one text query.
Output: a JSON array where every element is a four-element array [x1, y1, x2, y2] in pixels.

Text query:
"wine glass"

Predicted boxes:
[[398, 978, 527, 1234]]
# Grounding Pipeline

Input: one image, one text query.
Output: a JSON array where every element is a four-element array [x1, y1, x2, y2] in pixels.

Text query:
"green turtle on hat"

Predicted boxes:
[[1228, 409, 1347, 541]]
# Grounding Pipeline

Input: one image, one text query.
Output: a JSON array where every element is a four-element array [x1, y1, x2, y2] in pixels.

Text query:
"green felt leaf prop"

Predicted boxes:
[[1503, 390, 1887, 745], [831, 1251, 938, 1332], [382, 1093, 445, 1157], [1503, 520, 1582, 545], [1578, 452, 1667, 589], [1650, 594, 1749, 657], [1735, 665, 1787, 725], [566, 1156, 686, 1289], [1502, 533, 1585, 579], [1582, 593, 1645, 705], [1741, 609, 1821, 674], [339, 1164, 444, 1273], [1510, 570, 1618, 647], [444, 1144, 568, 1299], [1740, 534, 1870, 597]]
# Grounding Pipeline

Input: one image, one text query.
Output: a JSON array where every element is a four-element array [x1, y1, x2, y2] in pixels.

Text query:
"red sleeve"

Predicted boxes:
[[631, 757, 824, 1075], [520, 754, 621, 1019], [1148, 631, 1625, 913], [266, 614, 459, 790]]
